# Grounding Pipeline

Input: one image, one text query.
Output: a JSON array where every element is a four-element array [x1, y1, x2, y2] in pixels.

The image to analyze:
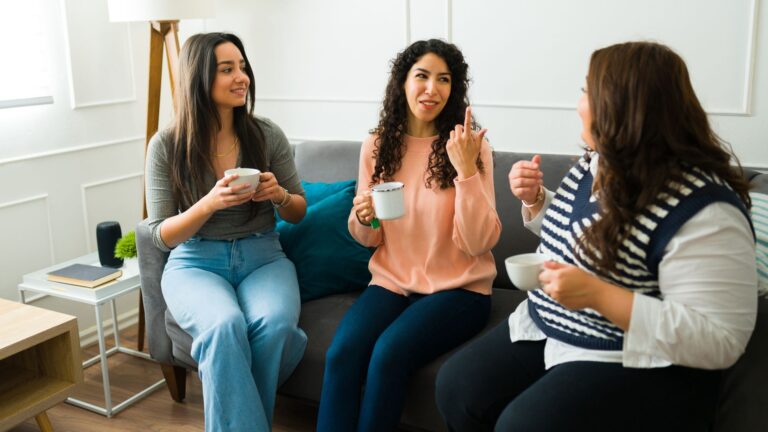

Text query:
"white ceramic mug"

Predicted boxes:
[[371, 182, 405, 220], [224, 168, 261, 193], [505, 253, 548, 291]]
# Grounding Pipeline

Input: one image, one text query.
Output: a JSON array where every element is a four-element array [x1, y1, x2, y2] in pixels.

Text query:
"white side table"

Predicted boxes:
[[17, 252, 166, 417]]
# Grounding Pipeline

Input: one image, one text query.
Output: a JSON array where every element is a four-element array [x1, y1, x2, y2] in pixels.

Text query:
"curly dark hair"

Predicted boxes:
[[370, 39, 483, 189], [581, 41, 751, 273]]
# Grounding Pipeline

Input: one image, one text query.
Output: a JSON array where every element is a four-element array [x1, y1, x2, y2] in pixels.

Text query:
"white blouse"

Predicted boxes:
[[508, 157, 757, 370]]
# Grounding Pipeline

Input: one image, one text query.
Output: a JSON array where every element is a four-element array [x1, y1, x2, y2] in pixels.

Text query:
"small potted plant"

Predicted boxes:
[[114, 231, 137, 261]]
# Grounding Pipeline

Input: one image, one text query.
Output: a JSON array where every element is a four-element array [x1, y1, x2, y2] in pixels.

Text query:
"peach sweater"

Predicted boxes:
[[348, 134, 501, 296]]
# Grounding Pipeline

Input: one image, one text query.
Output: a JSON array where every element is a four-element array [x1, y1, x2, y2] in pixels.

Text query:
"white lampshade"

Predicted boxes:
[[107, 0, 214, 22]]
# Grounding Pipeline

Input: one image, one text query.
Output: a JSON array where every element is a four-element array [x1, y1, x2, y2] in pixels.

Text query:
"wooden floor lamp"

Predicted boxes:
[[108, 0, 214, 351]]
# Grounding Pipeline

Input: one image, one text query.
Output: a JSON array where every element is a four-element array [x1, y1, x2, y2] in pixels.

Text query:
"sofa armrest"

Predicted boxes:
[[136, 219, 174, 364]]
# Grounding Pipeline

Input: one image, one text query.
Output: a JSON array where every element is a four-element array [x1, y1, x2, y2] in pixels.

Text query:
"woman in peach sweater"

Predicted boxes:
[[316, 39, 501, 432]]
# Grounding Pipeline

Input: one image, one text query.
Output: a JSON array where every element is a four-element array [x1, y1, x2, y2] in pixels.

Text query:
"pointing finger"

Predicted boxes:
[[464, 106, 472, 132], [531, 154, 541, 167]]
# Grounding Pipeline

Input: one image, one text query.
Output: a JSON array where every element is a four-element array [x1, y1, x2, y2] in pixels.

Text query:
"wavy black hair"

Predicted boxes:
[[370, 39, 483, 189]]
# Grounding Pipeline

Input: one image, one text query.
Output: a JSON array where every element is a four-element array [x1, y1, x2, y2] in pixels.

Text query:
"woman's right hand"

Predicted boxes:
[[203, 174, 255, 213], [353, 191, 375, 225], [509, 154, 543, 204]]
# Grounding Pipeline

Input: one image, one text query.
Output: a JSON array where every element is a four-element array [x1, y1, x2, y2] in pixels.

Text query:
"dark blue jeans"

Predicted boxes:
[[436, 320, 722, 432], [317, 285, 491, 432]]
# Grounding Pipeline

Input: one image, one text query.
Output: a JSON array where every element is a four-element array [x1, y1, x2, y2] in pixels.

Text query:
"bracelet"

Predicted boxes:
[[272, 187, 291, 209], [521, 186, 544, 208]]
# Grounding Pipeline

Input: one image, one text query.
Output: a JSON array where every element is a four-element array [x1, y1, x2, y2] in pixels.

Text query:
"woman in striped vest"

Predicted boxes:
[[436, 41, 757, 431]]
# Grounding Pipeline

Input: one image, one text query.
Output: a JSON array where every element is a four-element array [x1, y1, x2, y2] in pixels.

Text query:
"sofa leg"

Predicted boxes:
[[160, 364, 187, 402]]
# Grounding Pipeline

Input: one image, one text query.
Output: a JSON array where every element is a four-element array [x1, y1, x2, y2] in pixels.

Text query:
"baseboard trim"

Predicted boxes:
[[78, 307, 139, 348]]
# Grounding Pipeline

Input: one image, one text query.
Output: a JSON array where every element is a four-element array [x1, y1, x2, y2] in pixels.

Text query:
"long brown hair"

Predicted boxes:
[[581, 41, 751, 272], [371, 39, 483, 189], [170, 32, 266, 209]]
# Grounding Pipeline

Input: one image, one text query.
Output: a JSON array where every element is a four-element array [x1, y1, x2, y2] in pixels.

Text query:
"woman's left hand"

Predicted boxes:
[[251, 172, 285, 204], [539, 261, 605, 310], [446, 106, 487, 180]]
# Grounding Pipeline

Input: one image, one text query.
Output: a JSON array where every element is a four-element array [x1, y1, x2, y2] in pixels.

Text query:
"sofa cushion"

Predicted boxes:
[[165, 309, 196, 368], [279, 292, 361, 401], [294, 141, 362, 183], [277, 181, 372, 302], [750, 192, 768, 295]]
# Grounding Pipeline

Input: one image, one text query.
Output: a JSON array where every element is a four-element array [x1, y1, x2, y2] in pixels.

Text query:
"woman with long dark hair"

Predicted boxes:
[[316, 39, 501, 431], [436, 41, 757, 431], [145, 32, 307, 431]]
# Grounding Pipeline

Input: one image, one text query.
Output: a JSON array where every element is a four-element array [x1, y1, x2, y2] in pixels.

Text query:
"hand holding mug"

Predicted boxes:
[[509, 154, 543, 205], [251, 172, 285, 204], [446, 106, 487, 180], [353, 191, 375, 225], [539, 261, 602, 310], [204, 173, 255, 213]]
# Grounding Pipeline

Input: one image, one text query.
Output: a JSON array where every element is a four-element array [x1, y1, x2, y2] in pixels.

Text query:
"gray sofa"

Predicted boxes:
[[136, 140, 768, 431]]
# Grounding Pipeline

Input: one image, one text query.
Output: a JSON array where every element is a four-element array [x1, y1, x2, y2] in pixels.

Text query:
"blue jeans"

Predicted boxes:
[[317, 285, 491, 432], [162, 232, 307, 432]]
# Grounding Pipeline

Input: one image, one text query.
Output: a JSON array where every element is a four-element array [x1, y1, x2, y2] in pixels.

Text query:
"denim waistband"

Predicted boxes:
[[186, 230, 277, 243]]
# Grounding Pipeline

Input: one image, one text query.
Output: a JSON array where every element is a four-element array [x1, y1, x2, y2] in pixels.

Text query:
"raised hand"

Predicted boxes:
[[353, 190, 375, 225], [509, 154, 543, 205], [203, 173, 255, 213], [446, 106, 488, 180]]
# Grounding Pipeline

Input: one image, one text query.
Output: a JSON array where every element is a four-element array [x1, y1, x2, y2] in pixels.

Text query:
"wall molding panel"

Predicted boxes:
[[256, 97, 380, 105], [742, 0, 759, 115], [455, 0, 759, 116], [0, 135, 144, 167], [0, 194, 56, 266], [80, 172, 144, 251], [60, 0, 137, 109]]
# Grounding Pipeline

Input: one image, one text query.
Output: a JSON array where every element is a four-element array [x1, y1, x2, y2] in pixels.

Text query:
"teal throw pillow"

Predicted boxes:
[[303, 179, 356, 206], [751, 192, 768, 295], [276, 181, 372, 302]]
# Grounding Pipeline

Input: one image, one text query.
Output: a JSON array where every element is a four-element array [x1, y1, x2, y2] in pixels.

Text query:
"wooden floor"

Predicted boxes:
[[10, 325, 318, 432]]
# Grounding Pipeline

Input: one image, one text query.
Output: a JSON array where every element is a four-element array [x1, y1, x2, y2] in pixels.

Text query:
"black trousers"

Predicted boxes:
[[435, 320, 721, 432]]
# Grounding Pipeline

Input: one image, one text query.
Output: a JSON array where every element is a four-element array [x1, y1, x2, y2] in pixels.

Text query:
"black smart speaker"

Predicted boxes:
[[97, 221, 124, 268]]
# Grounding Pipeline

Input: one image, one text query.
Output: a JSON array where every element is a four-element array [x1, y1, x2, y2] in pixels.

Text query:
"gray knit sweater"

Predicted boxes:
[[145, 116, 304, 251]]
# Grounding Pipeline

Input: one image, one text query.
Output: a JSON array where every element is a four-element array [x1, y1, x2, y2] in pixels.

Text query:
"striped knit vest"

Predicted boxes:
[[528, 154, 751, 351]]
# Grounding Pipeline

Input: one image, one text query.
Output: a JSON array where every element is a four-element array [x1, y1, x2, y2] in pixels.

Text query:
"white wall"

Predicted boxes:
[[231, 0, 766, 165], [0, 0, 181, 344], [0, 0, 765, 344]]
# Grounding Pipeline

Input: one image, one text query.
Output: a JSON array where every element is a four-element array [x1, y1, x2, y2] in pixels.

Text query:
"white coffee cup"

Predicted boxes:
[[224, 168, 261, 193], [505, 253, 549, 291], [371, 181, 405, 220]]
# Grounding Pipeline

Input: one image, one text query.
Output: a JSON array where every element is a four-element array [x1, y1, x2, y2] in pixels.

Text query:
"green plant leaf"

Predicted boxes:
[[114, 231, 137, 259]]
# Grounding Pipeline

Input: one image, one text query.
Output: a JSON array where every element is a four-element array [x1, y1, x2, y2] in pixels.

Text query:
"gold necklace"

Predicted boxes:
[[215, 137, 239, 158]]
